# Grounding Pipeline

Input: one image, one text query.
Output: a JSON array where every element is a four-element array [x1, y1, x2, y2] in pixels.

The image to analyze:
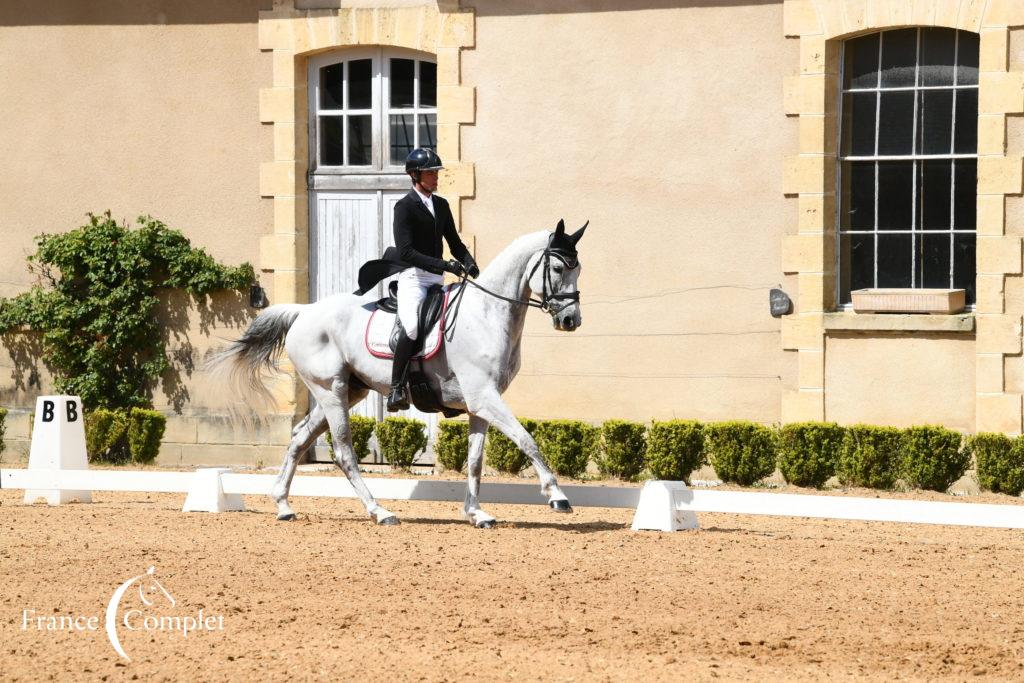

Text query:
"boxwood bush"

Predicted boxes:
[[324, 415, 375, 460], [836, 424, 902, 489], [126, 409, 166, 464], [900, 425, 970, 492], [375, 417, 427, 469], [596, 419, 647, 479], [85, 408, 130, 463], [435, 420, 469, 473], [485, 418, 538, 475], [776, 422, 844, 488], [705, 421, 776, 486], [645, 420, 705, 482], [534, 420, 599, 479], [969, 432, 1024, 496], [0, 407, 6, 460]]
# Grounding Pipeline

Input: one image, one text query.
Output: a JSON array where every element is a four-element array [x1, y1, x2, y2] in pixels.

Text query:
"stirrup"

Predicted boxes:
[[386, 385, 410, 412]]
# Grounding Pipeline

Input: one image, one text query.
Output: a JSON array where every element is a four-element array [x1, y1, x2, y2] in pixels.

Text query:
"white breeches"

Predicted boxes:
[[396, 268, 443, 340]]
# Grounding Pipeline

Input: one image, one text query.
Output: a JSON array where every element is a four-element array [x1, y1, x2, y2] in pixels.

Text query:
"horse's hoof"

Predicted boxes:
[[377, 515, 401, 526], [550, 499, 573, 513], [476, 519, 496, 529], [277, 513, 296, 521]]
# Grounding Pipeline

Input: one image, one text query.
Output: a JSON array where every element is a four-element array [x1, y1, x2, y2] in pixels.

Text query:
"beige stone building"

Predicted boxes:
[[2, 0, 1024, 465]]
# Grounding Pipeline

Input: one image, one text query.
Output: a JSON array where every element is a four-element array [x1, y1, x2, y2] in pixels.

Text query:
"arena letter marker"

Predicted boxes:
[[23, 395, 91, 505]]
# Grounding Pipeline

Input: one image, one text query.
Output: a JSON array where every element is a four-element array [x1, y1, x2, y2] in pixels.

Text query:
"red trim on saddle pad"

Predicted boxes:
[[364, 287, 452, 361]]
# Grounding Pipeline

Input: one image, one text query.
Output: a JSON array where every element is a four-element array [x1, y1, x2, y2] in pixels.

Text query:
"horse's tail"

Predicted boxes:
[[206, 304, 304, 417]]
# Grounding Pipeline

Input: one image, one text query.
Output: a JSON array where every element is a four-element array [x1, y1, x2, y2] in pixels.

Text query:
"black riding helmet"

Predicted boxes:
[[405, 148, 444, 173]]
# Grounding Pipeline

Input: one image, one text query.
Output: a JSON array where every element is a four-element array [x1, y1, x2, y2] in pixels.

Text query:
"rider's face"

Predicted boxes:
[[416, 170, 439, 193]]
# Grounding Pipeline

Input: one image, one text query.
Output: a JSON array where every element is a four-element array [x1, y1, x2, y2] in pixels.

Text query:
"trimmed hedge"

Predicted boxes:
[[534, 420, 599, 479], [836, 424, 902, 489], [705, 421, 776, 486], [85, 408, 130, 463], [596, 419, 647, 480], [375, 417, 427, 469], [970, 432, 1024, 496], [436, 420, 469, 472], [486, 418, 538, 475], [126, 409, 166, 464], [777, 422, 844, 488], [900, 425, 970, 492], [0, 407, 6, 459], [645, 420, 705, 482], [323, 415, 375, 460]]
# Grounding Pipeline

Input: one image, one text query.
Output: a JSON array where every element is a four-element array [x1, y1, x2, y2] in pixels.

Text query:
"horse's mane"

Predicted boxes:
[[477, 230, 550, 288]]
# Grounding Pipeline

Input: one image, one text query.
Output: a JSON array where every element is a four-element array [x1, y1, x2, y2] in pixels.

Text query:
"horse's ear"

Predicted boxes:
[[570, 221, 588, 245], [555, 219, 565, 235]]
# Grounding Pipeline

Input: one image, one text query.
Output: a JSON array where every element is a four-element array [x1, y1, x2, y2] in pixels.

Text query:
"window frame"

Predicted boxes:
[[834, 28, 979, 310], [307, 47, 438, 176]]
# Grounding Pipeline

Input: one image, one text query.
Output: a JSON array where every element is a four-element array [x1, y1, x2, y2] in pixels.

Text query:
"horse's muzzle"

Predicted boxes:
[[553, 308, 582, 332]]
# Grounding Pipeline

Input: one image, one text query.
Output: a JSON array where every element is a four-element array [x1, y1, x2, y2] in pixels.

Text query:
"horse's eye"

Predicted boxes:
[[552, 265, 564, 274]]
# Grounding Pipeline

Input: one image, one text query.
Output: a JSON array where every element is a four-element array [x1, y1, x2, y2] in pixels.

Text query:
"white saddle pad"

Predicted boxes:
[[364, 289, 450, 361]]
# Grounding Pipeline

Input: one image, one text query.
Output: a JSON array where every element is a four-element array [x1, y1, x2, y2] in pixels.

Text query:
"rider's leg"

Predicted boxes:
[[388, 269, 428, 412]]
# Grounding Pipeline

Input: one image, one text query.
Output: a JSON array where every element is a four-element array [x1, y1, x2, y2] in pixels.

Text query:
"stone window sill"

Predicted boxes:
[[823, 312, 975, 333]]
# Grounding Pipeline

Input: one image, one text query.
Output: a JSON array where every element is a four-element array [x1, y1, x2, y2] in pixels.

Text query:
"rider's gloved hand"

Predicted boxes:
[[443, 259, 467, 276], [466, 263, 480, 278]]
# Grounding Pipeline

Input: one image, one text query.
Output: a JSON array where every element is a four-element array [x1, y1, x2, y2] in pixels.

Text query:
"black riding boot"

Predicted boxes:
[[386, 328, 417, 412]]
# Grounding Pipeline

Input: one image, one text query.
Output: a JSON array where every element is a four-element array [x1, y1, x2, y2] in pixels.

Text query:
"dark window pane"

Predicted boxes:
[[957, 31, 979, 86], [917, 89, 953, 155], [919, 233, 951, 289], [880, 29, 917, 88], [954, 88, 978, 154], [320, 116, 344, 165], [953, 233, 976, 303], [877, 233, 912, 287], [842, 161, 875, 230], [841, 233, 875, 302], [418, 114, 436, 149], [321, 63, 344, 109], [844, 92, 877, 156], [878, 91, 914, 155], [390, 58, 415, 108], [390, 114, 415, 165], [920, 28, 956, 86], [954, 159, 977, 230], [919, 160, 952, 230], [846, 32, 880, 89], [419, 61, 437, 107], [877, 161, 913, 229], [347, 115, 372, 165], [348, 59, 372, 109]]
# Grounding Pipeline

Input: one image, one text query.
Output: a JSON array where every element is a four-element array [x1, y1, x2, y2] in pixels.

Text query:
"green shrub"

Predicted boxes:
[[324, 415, 375, 460], [126, 409, 166, 464], [776, 422, 844, 488], [534, 420, 599, 479], [836, 424, 902, 489], [969, 432, 1024, 496], [375, 417, 427, 469], [596, 420, 647, 479], [0, 407, 7, 459], [436, 420, 469, 472], [645, 420, 705, 482], [705, 421, 776, 486], [900, 425, 970, 492], [485, 418, 538, 475], [85, 408, 129, 463]]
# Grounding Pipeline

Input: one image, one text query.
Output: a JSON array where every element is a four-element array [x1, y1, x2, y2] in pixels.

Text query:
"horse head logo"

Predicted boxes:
[[105, 566, 175, 661]]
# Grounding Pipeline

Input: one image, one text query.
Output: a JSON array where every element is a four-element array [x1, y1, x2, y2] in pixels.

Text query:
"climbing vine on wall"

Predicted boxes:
[[0, 212, 254, 410]]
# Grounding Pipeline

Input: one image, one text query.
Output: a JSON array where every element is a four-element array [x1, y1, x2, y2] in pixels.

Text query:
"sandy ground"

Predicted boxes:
[[2, 475, 1024, 682]]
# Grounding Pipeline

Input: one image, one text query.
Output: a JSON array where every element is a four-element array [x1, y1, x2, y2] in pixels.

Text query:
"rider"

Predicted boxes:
[[387, 148, 480, 412]]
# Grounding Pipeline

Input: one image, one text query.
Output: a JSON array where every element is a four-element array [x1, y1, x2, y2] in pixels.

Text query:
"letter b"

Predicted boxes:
[[42, 401, 55, 422], [66, 401, 78, 423]]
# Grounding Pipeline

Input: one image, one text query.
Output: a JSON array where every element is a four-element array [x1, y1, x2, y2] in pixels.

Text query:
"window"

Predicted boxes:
[[310, 49, 437, 172], [838, 28, 979, 305]]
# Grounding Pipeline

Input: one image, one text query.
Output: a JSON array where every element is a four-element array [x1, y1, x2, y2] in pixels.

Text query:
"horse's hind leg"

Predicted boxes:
[[462, 414, 496, 528], [310, 376, 399, 525], [272, 403, 327, 520]]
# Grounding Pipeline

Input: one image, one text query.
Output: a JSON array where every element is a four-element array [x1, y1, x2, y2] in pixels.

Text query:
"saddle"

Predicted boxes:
[[364, 282, 464, 418]]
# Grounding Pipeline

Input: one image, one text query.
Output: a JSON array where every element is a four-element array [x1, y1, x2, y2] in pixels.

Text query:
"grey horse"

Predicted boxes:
[[208, 220, 586, 527]]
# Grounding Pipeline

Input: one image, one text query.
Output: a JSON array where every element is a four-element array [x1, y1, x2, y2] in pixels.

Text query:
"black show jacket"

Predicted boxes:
[[392, 190, 471, 275]]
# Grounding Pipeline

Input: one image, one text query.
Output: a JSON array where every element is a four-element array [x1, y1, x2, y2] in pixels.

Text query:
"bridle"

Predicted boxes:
[[443, 235, 581, 341]]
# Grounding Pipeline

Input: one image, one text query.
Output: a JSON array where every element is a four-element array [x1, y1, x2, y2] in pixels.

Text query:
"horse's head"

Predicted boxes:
[[527, 219, 586, 332]]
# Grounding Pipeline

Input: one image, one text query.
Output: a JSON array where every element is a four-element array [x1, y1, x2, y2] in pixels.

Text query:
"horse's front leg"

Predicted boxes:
[[272, 404, 327, 520], [462, 414, 496, 528], [469, 391, 572, 513]]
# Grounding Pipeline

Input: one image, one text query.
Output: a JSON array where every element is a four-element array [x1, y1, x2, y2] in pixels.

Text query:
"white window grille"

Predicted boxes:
[[308, 48, 437, 173], [837, 28, 979, 306]]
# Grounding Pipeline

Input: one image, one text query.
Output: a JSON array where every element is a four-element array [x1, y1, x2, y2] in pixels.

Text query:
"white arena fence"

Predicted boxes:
[[4, 395, 1024, 531]]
